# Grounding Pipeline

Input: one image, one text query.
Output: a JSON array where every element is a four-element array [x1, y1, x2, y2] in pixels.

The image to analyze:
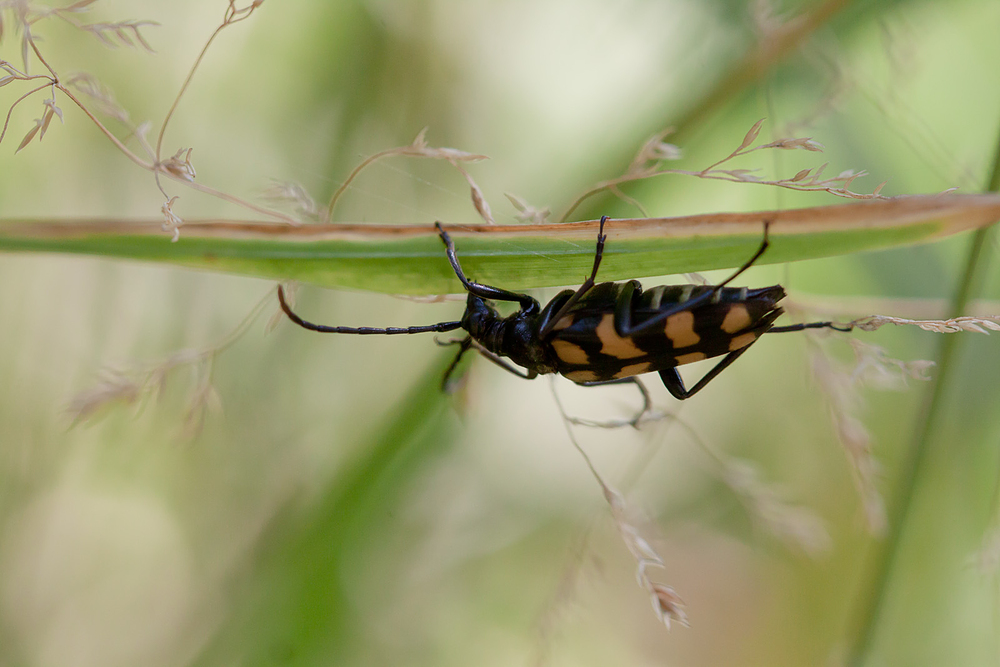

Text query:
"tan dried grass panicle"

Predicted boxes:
[[0, 0, 289, 239], [550, 374, 833, 630], [786, 297, 1000, 534], [549, 381, 689, 629], [262, 180, 321, 222], [81, 20, 158, 52], [559, 119, 882, 222], [665, 409, 833, 557], [324, 127, 492, 224], [63, 72, 132, 124], [805, 334, 939, 535], [721, 459, 832, 556], [851, 314, 1000, 334], [66, 286, 277, 436], [602, 484, 690, 629], [504, 192, 551, 224]]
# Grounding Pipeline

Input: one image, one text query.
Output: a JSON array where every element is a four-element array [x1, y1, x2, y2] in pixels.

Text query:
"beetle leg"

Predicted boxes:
[[577, 375, 652, 427], [711, 220, 771, 292], [534, 290, 576, 336], [537, 216, 609, 338], [466, 340, 539, 380], [619, 222, 772, 337], [611, 279, 642, 334], [435, 222, 539, 314], [440, 337, 474, 391], [658, 345, 755, 400]]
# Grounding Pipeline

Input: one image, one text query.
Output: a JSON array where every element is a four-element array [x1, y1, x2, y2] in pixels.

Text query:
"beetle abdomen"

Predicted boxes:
[[548, 283, 785, 384]]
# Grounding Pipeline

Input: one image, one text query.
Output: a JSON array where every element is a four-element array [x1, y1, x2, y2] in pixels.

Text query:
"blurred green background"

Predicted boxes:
[[2, 1, 1000, 666]]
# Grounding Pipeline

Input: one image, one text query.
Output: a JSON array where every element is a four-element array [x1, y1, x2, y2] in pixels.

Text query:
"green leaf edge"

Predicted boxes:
[[2, 195, 998, 295]]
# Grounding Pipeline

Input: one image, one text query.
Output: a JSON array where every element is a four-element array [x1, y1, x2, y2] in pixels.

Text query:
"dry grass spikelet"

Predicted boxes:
[[262, 180, 320, 222], [504, 192, 551, 224], [550, 383, 687, 629], [559, 119, 884, 222], [626, 128, 683, 177], [160, 196, 182, 242], [160, 147, 196, 182], [64, 72, 132, 124], [969, 523, 1000, 575], [601, 484, 689, 629], [325, 127, 491, 223], [852, 314, 1000, 334], [65, 368, 142, 424], [807, 336, 935, 534], [722, 459, 832, 555], [82, 19, 158, 52]]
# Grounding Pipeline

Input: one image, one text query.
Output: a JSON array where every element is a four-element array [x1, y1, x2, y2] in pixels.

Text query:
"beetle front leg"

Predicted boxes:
[[439, 337, 474, 391], [435, 222, 539, 313]]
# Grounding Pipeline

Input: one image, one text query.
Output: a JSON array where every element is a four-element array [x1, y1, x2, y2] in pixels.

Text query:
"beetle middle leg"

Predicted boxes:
[[573, 376, 654, 428], [615, 222, 773, 337]]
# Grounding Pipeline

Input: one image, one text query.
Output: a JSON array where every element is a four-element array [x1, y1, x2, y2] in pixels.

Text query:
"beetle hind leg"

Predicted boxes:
[[658, 345, 754, 400], [614, 222, 773, 338], [711, 221, 771, 293]]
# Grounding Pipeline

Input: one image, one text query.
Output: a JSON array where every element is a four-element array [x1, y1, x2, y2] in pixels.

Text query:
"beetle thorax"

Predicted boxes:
[[461, 295, 556, 375]]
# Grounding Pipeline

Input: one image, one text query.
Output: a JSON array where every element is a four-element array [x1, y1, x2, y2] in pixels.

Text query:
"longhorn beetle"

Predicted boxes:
[[277, 217, 851, 400]]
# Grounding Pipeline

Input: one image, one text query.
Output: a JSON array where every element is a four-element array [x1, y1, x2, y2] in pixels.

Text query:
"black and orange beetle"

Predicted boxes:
[[277, 217, 850, 400]]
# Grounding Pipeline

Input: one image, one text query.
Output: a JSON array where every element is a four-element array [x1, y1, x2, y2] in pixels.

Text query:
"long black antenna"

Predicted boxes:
[[277, 285, 463, 335], [768, 321, 854, 333]]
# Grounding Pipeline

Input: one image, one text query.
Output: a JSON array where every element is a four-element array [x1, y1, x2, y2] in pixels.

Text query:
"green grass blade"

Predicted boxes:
[[844, 133, 1000, 667], [192, 354, 455, 667], [2, 194, 999, 294]]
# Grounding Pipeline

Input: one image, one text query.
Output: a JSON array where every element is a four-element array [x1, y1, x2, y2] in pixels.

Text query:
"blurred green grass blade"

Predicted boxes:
[[2, 194, 999, 295], [193, 354, 455, 667], [845, 125, 1000, 667]]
